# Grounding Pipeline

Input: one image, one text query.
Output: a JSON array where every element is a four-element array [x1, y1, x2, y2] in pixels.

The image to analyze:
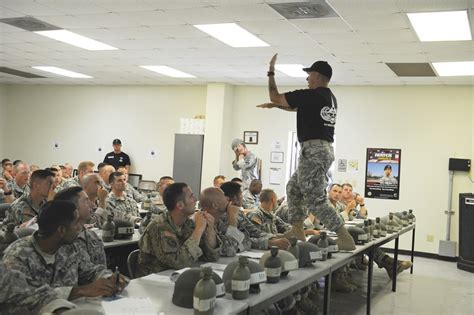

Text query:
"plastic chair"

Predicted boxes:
[[127, 249, 140, 279]]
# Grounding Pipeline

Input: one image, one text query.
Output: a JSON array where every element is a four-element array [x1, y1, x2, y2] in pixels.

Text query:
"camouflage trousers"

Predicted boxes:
[[287, 139, 343, 231]]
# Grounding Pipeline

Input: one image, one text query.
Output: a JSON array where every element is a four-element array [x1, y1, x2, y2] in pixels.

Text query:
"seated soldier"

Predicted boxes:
[[6, 162, 31, 199], [55, 161, 95, 192], [55, 186, 107, 266], [117, 165, 145, 202], [49, 165, 65, 194], [242, 179, 262, 212], [340, 183, 368, 219], [136, 183, 220, 277], [1, 158, 14, 181], [0, 262, 77, 314], [5, 169, 54, 227], [248, 189, 319, 237], [207, 182, 290, 256], [62, 163, 74, 180], [0, 178, 15, 204], [2, 200, 127, 301], [99, 164, 115, 192], [213, 175, 226, 188], [153, 176, 174, 214], [81, 173, 109, 228], [107, 171, 140, 224]]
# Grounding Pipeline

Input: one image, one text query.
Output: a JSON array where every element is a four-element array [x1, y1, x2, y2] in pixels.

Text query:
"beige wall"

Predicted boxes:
[[0, 85, 6, 157], [4, 85, 207, 180], [2, 83, 473, 254]]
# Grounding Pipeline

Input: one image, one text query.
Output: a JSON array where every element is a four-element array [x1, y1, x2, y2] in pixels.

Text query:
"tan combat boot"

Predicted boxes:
[[335, 225, 356, 251], [283, 220, 306, 242], [381, 255, 413, 279]]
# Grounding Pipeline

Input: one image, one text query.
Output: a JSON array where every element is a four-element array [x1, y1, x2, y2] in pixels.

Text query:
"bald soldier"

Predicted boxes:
[[257, 54, 355, 250]]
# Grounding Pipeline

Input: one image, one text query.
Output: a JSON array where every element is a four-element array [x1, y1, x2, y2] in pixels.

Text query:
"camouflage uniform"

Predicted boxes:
[[242, 189, 259, 210], [74, 228, 107, 266], [6, 181, 30, 199], [107, 192, 140, 223], [125, 182, 145, 202], [286, 140, 343, 231], [232, 151, 258, 187], [247, 207, 291, 235], [151, 194, 167, 215], [4, 194, 45, 226], [2, 232, 110, 300], [55, 176, 80, 192], [380, 175, 398, 187], [216, 212, 273, 257], [136, 211, 220, 277], [0, 263, 76, 314], [275, 201, 290, 223]]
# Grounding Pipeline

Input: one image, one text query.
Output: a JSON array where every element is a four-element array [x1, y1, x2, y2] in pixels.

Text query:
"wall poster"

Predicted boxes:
[[365, 148, 401, 200]]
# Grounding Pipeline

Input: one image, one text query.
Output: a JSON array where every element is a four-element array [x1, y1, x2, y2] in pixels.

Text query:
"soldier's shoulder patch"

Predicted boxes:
[[251, 216, 262, 225], [162, 230, 177, 239]]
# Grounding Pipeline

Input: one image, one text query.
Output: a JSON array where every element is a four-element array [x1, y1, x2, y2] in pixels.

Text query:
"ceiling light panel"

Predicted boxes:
[[407, 10, 472, 41], [140, 66, 195, 78], [432, 61, 474, 76], [35, 30, 118, 50], [194, 23, 269, 47], [275, 64, 307, 77], [32, 66, 93, 78]]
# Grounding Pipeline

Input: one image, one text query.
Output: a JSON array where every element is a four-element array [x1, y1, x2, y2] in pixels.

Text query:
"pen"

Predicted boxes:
[[114, 266, 120, 297]]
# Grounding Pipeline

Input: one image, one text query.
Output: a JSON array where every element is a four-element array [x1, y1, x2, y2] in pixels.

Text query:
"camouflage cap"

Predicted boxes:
[[231, 138, 244, 150], [346, 226, 368, 245], [296, 242, 322, 267], [113, 219, 134, 240]]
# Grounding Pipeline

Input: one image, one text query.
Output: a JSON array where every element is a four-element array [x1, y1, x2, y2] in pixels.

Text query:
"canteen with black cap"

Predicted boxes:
[[173, 268, 224, 309], [193, 267, 216, 315], [308, 234, 339, 256], [260, 249, 298, 277], [296, 241, 322, 267], [223, 258, 266, 294]]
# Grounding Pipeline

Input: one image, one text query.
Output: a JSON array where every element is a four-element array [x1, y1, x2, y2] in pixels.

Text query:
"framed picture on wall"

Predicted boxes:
[[243, 131, 259, 145], [270, 151, 284, 163], [364, 148, 401, 200]]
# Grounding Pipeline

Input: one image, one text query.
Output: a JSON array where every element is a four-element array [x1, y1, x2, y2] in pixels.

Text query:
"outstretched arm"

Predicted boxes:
[[267, 54, 290, 108]]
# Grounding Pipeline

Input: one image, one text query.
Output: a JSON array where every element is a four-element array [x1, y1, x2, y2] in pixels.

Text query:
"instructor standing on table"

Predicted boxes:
[[257, 54, 355, 250]]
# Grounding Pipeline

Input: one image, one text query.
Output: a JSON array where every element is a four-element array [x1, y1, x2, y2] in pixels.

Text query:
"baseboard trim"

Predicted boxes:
[[379, 247, 458, 262]]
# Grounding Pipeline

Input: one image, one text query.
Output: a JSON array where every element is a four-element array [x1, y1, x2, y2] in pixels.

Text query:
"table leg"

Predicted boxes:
[[392, 237, 399, 292], [410, 227, 415, 274], [323, 273, 331, 315], [367, 249, 374, 315]]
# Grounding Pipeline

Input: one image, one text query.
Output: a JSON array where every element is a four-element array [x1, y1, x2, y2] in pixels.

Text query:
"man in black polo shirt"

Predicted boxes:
[[103, 139, 131, 170], [257, 54, 355, 250]]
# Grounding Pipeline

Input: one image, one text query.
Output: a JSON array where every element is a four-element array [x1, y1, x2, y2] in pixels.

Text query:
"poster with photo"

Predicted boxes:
[[365, 148, 401, 200]]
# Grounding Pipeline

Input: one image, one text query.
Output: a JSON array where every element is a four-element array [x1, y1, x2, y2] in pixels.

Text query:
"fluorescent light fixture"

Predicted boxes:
[[275, 64, 307, 77], [140, 66, 195, 78], [407, 10, 472, 41], [35, 30, 117, 50], [432, 61, 474, 76], [194, 23, 269, 47], [32, 66, 92, 78]]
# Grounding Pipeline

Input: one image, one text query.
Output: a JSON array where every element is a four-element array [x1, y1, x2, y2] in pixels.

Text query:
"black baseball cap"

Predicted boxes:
[[303, 61, 332, 79], [112, 139, 122, 145], [384, 165, 392, 170]]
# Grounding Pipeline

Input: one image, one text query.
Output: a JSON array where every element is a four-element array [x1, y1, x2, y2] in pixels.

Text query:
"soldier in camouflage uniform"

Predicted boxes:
[[231, 139, 259, 188], [0, 262, 77, 314], [4, 169, 54, 227], [117, 166, 145, 202], [55, 186, 107, 266], [6, 162, 30, 199], [258, 55, 355, 250], [81, 173, 109, 228], [99, 164, 115, 193], [152, 176, 174, 214], [55, 161, 95, 193], [2, 200, 126, 300], [242, 179, 262, 211], [136, 183, 220, 277], [248, 189, 291, 235], [107, 171, 141, 224]]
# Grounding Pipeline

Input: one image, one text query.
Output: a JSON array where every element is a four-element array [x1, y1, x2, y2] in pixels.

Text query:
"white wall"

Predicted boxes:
[[4, 85, 207, 180], [226, 85, 473, 254], [0, 84, 6, 157]]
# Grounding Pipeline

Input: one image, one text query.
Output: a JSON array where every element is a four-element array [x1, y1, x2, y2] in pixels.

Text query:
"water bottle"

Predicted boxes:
[[193, 267, 216, 315], [373, 218, 380, 238], [142, 194, 152, 211], [317, 231, 329, 261], [102, 215, 115, 242], [264, 246, 282, 283], [408, 209, 415, 223], [401, 211, 409, 227], [232, 256, 251, 300], [387, 213, 396, 233]]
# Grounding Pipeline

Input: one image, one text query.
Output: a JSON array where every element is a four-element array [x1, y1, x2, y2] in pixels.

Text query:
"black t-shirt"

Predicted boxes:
[[103, 151, 131, 169], [285, 87, 337, 143]]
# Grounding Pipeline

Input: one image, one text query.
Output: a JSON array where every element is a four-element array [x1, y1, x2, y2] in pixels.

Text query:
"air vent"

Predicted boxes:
[[386, 63, 436, 77], [0, 67, 46, 78], [0, 16, 59, 32], [269, 1, 339, 19]]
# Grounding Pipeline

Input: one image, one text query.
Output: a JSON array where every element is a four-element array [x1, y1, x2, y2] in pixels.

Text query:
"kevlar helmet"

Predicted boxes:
[[223, 258, 266, 294], [172, 267, 224, 308], [260, 249, 298, 277], [347, 226, 368, 245], [308, 234, 339, 253], [296, 242, 322, 267], [113, 219, 134, 240]]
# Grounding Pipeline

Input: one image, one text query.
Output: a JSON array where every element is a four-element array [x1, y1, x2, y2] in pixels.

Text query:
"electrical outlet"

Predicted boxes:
[[426, 235, 434, 242]]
